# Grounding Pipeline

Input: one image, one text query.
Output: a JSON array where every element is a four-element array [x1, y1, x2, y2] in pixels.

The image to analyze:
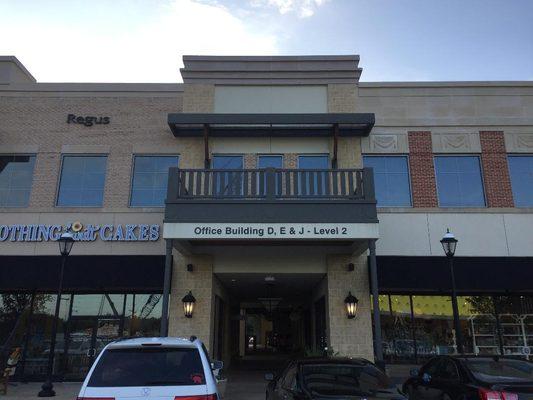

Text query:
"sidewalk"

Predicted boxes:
[[1, 382, 80, 399]]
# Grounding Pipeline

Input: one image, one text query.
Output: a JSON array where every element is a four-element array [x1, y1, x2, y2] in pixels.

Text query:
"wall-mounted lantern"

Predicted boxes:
[[182, 291, 196, 318], [344, 291, 359, 319]]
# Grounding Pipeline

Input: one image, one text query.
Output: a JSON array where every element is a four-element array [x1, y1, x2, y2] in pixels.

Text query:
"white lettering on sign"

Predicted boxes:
[[0, 223, 160, 243], [164, 223, 379, 240]]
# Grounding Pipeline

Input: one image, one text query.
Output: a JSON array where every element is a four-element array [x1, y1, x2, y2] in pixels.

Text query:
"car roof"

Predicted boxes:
[[294, 357, 372, 366], [106, 336, 199, 349]]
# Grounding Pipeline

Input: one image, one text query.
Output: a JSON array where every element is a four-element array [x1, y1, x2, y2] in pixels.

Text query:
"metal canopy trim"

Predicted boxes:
[[167, 113, 375, 137]]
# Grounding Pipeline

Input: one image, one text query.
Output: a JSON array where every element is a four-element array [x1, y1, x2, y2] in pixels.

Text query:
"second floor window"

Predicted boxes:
[[57, 155, 107, 207], [434, 155, 485, 207], [130, 156, 179, 207], [212, 155, 244, 196], [0, 155, 36, 207], [508, 155, 533, 207], [298, 155, 329, 196], [363, 155, 411, 207]]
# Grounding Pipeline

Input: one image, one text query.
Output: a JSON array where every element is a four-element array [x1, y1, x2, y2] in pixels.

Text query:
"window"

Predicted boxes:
[[130, 156, 179, 207], [87, 348, 205, 387], [298, 155, 329, 196], [363, 156, 411, 207], [0, 155, 36, 207], [434, 156, 485, 207], [212, 155, 244, 196], [508, 156, 533, 207], [298, 154, 329, 169], [57, 155, 107, 207], [258, 155, 283, 169]]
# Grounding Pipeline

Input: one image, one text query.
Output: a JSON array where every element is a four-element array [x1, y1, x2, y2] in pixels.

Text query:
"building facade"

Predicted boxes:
[[1, 55, 533, 381]]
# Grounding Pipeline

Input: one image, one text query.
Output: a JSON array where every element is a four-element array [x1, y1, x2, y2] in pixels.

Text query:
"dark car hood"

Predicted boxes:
[[309, 387, 406, 400]]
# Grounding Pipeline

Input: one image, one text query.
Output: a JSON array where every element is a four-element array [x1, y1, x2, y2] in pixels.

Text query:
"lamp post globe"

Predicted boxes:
[[58, 230, 75, 256], [440, 228, 458, 257]]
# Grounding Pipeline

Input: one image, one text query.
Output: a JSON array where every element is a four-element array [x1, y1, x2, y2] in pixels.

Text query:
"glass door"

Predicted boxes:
[[63, 317, 121, 380]]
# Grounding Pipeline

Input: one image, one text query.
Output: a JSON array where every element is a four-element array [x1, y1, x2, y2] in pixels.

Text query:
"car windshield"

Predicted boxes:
[[88, 347, 205, 387], [466, 359, 533, 383], [301, 363, 392, 397]]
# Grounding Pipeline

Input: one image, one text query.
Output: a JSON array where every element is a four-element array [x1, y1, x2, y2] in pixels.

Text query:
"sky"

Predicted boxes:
[[0, 0, 532, 82]]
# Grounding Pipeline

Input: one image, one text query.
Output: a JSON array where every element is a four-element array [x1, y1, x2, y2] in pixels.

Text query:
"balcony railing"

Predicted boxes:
[[167, 167, 375, 201]]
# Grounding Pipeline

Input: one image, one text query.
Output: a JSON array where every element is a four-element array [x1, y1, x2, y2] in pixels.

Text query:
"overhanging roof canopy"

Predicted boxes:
[[167, 113, 375, 137]]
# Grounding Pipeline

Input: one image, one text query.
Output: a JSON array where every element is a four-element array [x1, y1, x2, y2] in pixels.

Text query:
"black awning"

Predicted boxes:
[[376, 256, 533, 295], [167, 113, 375, 137], [0, 255, 165, 293]]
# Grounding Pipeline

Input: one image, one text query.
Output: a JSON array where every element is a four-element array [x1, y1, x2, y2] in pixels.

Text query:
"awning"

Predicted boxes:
[[376, 256, 533, 294], [167, 113, 375, 137], [0, 255, 165, 292]]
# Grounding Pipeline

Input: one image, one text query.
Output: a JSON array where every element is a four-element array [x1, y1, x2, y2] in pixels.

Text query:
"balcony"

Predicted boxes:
[[163, 167, 378, 247]]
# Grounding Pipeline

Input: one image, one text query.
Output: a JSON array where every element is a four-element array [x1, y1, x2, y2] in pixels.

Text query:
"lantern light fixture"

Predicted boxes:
[[58, 229, 75, 257], [440, 228, 458, 258], [344, 291, 359, 319], [182, 291, 196, 318]]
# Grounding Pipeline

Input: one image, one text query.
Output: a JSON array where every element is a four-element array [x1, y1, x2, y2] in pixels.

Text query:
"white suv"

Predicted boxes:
[[77, 337, 221, 400]]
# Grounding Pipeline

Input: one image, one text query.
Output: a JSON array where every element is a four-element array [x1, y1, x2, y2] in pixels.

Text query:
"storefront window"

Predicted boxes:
[[124, 294, 162, 337], [459, 296, 499, 355], [411, 295, 455, 360]]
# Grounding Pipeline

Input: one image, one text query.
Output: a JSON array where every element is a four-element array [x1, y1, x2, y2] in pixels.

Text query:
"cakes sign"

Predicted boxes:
[[0, 222, 160, 243]]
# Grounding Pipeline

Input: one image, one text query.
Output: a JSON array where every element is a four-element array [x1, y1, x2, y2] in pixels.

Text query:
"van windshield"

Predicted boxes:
[[88, 347, 205, 387]]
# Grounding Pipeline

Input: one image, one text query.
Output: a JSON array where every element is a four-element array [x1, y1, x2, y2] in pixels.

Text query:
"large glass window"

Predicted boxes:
[[508, 156, 533, 207], [212, 155, 244, 196], [298, 155, 329, 196], [434, 156, 485, 207], [363, 156, 411, 207], [130, 155, 179, 207], [258, 155, 283, 169], [0, 155, 36, 207], [57, 155, 107, 207]]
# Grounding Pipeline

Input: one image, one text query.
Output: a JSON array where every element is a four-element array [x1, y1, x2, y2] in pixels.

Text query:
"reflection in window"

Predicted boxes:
[[298, 155, 329, 196], [363, 156, 411, 207], [212, 155, 244, 196], [130, 156, 179, 207], [508, 156, 533, 207], [125, 294, 163, 337], [434, 156, 485, 207], [0, 155, 36, 207], [57, 155, 107, 207]]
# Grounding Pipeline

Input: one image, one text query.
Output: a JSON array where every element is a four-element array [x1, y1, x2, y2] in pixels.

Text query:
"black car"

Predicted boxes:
[[403, 356, 533, 400], [265, 357, 406, 400]]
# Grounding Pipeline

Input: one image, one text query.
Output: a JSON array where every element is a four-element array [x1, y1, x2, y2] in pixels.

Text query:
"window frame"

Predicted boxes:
[[433, 154, 486, 208], [55, 154, 108, 208], [257, 154, 284, 169], [507, 154, 533, 208], [211, 154, 244, 170], [0, 153, 36, 208], [363, 154, 413, 208], [128, 154, 180, 208], [297, 154, 330, 169]]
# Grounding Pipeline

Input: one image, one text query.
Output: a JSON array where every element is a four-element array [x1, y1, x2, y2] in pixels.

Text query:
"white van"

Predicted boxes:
[[77, 337, 221, 400]]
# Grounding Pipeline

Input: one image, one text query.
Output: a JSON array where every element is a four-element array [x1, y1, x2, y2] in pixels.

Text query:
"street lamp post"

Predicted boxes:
[[440, 229, 464, 355], [38, 229, 74, 397]]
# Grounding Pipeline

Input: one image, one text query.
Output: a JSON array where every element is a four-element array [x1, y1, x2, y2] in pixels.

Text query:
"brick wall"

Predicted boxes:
[[408, 131, 438, 207], [479, 131, 514, 207]]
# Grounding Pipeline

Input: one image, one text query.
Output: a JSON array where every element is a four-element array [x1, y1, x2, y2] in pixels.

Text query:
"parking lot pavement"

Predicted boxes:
[[224, 369, 267, 400], [1, 382, 81, 399]]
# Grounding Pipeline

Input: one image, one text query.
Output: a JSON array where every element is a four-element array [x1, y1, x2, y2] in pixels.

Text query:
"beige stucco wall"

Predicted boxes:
[[327, 253, 374, 360], [168, 251, 214, 347]]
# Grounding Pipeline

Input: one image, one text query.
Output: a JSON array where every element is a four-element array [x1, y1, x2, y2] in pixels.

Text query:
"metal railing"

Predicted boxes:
[[167, 167, 375, 201]]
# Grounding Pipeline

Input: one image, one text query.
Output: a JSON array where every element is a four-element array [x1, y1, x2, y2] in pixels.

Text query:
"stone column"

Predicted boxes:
[[168, 251, 215, 350], [326, 253, 374, 360]]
